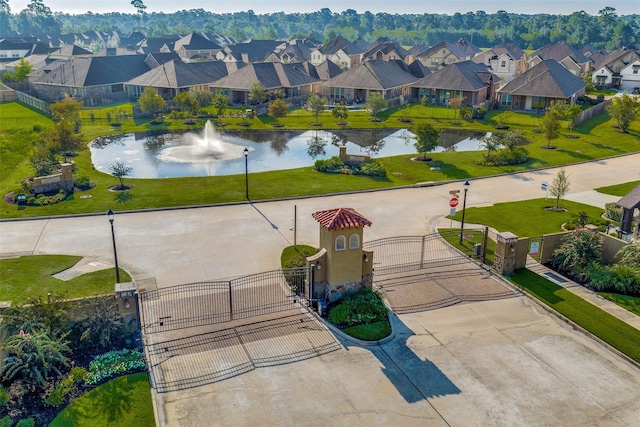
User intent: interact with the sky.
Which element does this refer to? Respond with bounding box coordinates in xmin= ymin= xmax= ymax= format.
xmin=6 ymin=0 xmax=640 ymax=15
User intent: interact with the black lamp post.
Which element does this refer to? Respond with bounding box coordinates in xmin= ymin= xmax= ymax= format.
xmin=459 ymin=180 xmax=470 ymax=245
xmin=107 ymin=209 xmax=121 ymax=283
xmin=244 ymin=147 xmax=249 ymax=200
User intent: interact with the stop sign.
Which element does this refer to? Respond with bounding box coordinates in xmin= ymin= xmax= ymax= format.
xmin=449 ymin=197 xmax=459 ymax=207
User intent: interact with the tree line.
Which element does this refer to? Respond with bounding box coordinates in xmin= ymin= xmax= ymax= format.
xmin=1 ymin=1 xmax=638 ymax=51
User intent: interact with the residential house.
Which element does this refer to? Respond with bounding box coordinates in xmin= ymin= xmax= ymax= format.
xmin=591 ymin=49 xmax=640 ymax=89
xmin=144 ymin=52 xmax=181 ymax=69
xmin=411 ymin=60 xmax=497 ymax=106
xmin=32 ymin=55 xmax=150 ymax=104
xmin=619 ymin=58 xmax=640 ymax=92
xmin=528 ymin=41 xmax=592 ymax=77
xmin=162 ymin=32 xmax=223 ymax=62
xmin=136 ymin=36 xmax=181 ymax=55
xmin=210 ymin=62 xmax=319 ymax=105
xmin=266 ymin=39 xmax=318 ymax=63
xmin=298 ymin=60 xmax=344 ymax=82
xmin=358 ymin=37 xmax=410 ymax=65
xmin=0 ymin=38 xmax=49 ymax=72
xmin=320 ymin=59 xmax=423 ymax=104
xmin=497 ymin=59 xmax=586 ymax=111
xmin=126 ymin=59 xmax=244 ymax=100
xmin=580 ymin=45 xmax=608 ymax=65
xmin=310 ymin=36 xmax=363 ymax=69
xmin=412 ymin=38 xmax=481 ymax=71
xmin=222 ymin=40 xmax=282 ymax=63
xmin=472 ymin=43 xmax=526 ymax=83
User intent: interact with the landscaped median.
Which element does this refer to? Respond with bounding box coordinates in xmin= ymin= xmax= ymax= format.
xmin=508 ymin=269 xmax=640 ymax=365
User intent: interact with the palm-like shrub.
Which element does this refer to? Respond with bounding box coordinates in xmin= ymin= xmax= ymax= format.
xmin=1 ymin=331 xmax=70 ymax=389
xmin=550 ymin=230 xmax=602 ymax=281
xmin=77 ymin=296 xmax=123 ymax=349
xmin=328 ymin=289 xmax=388 ymax=328
xmin=0 ymin=293 xmax=72 ymax=337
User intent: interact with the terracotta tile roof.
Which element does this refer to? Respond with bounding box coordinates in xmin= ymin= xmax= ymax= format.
xmin=312 ymin=208 xmax=372 ymax=230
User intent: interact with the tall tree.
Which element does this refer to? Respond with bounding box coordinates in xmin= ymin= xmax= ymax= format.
xmin=52 ymin=120 xmax=83 ymax=162
xmin=332 ymin=102 xmax=349 ymax=124
xmin=606 ymin=93 xmax=640 ymax=133
xmin=211 ymin=93 xmax=228 ymax=117
xmin=540 ymin=102 xmax=563 ymax=148
xmin=109 ymin=162 xmax=133 ymax=190
xmin=173 ymin=91 xmax=199 ymax=116
xmin=130 ymin=0 xmax=147 ymax=30
xmin=50 ymin=94 xmax=82 ymax=123
xmin=305 ymin=93 xmax=327 ymax=124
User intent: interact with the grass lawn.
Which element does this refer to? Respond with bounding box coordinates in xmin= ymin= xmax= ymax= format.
xmin=595 ymin=180 xmax=640 ymax=197
xmin=509 ymin=269 xmax=640 ymax=364
xmin=1 ymin=101 xmax=639 ymax=219
xmin=439 ymin=229 xmax=497 ymax=265
xmin=342 ymin=320 xmax=391 ymax=341
xmin=280 ymin=245 xmax=318 ymax=268
xmin=0 ymin=255 xmax=130 ymax=304
xmin=49 ymin=373 xmax=154 ymax=427
xmin=598 ymin=292 xmax=640 ymax=316
xmin=446 ymin=198 xmax=611 ymax=237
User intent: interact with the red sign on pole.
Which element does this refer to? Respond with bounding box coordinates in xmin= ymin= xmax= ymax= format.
xmin=449 ymin=197 xmax=459 ymax=208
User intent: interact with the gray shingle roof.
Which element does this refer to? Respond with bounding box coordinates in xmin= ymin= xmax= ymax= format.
xmin=319 ymin=36 xmax=363 ymax=55
xmin=531 ymin=41 xmax=590 ymax=65
xmin=325 ymin=60 xmax=420 ymax=90
xmin=34 ymin=55 xmax=150 ymax=87
xmin=224 ymin=40 xmax=282 ymax=63
xmin=174 ymin=32 xmax=222 ymax=51
xmin=127 ymin=60 xmax=243 ymax=88
xmin=212 ymin=62 xmax=319 ymax=90
xmin=413 ymin=60 xmax=494 ymax=91
xmin=617 ymin=184 xmax=640 ymax=210
xmin=498 ymin=59 xmax=586 ymax=98
xmin=300 ymin=60 xmax=343 ymax=81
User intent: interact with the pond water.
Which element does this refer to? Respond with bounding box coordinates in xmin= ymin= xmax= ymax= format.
xmin=89 ymin=123 xmax=489 ymax=178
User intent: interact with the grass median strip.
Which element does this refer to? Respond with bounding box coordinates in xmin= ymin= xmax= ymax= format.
xmin=509 ymin=269 xmax=640 ymax=364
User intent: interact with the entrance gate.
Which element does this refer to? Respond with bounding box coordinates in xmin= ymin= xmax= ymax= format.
xmin=139 ymin=267 xmax=308 ymax=334
xmin=363 ymin=232 xmax=471 ymax=276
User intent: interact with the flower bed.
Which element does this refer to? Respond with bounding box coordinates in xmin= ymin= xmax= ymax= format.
xmin=85 ymin=349 xmax=146 ymax=385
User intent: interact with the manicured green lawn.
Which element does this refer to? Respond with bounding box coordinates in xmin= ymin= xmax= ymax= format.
xmin=0 ymin=255 xmax=130 ymax=304
xmin=595 ymin=180 xmax=640 ymax=197
xmin=1 ymin=101 xmax=639 ymax=219
xmin=598 ymin=292 xmax=640 ymax=316
xmin=439 ymin=229 xmax=497 ymax=265
xmin=280 ymin=245 xmax=318 ymax=268
xmin=49 ymin=373 xmax=155 ymax=427
xmin=509 ymin=269 xmax=640 ymax=364
xmin=446 ymin=198 xmax=611 ymax=237
xmin=342 ymin=320 xmax=391 ymax=341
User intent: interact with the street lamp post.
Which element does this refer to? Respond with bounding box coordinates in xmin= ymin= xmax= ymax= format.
xmin=459 ymin=180 xmax=470 ymax=245
xmin=244 ymin=147 xmax=249 ymax=200
xmin=107 ymin=209 xmax=121 ymax=283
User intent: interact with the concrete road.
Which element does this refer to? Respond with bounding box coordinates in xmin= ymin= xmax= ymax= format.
xmin=156 ymin=297 xmax=640 ymax=427
xmin=1 ymin=154 xmax=638 ymax=287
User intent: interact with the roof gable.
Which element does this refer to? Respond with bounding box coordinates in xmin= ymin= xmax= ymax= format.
xmin=499 ymin=59 xmax=586 ymax=98
xmin=325 ymin=60 xmax=419 ymax=90
xmin=413 ymin=60 xmax=494 ymax=91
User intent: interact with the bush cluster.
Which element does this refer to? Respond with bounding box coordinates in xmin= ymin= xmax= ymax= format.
xmin=551 ymin=232 xmax=640 ymax=296
xmin=328 ymin=289 xmax=388 ymax=328
xmin=44 ymin=367 xmax=88 ymax=407
xmin=85 ymin=349 xmax=146 ymax=385
xmin=27 ymin=189 xmax=68 ymax=206
xmin=493 ymin=147 xmax=529 ymax=165
xmin=604 ymin=202 xmax=623 ymax=222
xmin=314 ymin=157 xmax=386 ymax=178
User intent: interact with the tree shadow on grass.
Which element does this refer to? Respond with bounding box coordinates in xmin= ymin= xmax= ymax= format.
xmin=589 ymin=142 xmax=625 ymax=153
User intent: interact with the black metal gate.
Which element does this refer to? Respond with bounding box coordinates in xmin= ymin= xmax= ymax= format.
xmin=139 ymin=267 xmax=308 ymax=334
xmin=363 ymin=233 xmax=470 ymax=276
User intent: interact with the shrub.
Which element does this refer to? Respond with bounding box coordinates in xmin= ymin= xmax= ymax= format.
xmin=32 ymin=124 xmax=42 ymax=132
xmin=74 ymin=175 xmax=91 ymax=190
xmin=604 ymin=202 xmax=622 ymax=222
xmin=328 ymin=289 xmax=388 ymax=328
xmin=358 ymin=160 xmax=386 ymax=177
xmin=0 ymin=416 xmax=12 ymax=427
xmin=314 ymin=157 xmax=386 ymax=177
xmin=314 ymin=157 xmax=345 ymax=173
xmin=550 ymin=230 xmax=602 ymax=282
xmin=28 ymin=190 xmax=67 ymax=206
xmin=473 ymin=107 xmax=487 ymax=119
xmin=587 ymin=263 xmax=640 ymax=296
xmin=459 ymin=106 xmax=473 ymax=119
xmin=16 ymin=419 xmax=34 ymax=427
xmin=0 ymin=386 xmax=9 ymax=406
xmin=617 ymin=242 xmax=640 ymax=267
xmin=86 ymin=349 xmax=146 ymax=385
xmin=493 ymin=147 xmax=529 ymax=165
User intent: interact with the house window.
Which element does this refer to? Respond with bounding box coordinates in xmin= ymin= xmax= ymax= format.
xmin=335 ymin=235 xmax=346 ymax=251
xmin=500 ymin=94 xmax=512 ymax=106
xmin=595 ymin=75 xmax=607 ymax=85
xmin=501 ymin=60 xmax=507 ymax=68
xmin=431 ymin=58 xmax=439 ymax=65
xmin=349 ymin=234 xmax=360 ymax=249
xmin=330 ymin=87 xmax=345 ymax=99
xmin=531 ymin=96 xmax=546 ymax=109
xmin=633 ymin=65 xmax=640 ymax=75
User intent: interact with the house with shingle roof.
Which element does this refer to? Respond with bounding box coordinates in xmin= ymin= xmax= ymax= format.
xmin=412 ymin=60 xmax=497 ymax=106
xmin=32 ymin=54 xmax=150 ymax=104
xmin=320 ymin=59 xmax=423 ymax=104
xmin=591 ymin=49 xmax=640 ymax=89
xmin=222 ymin=40 xmax=282 ymax=63
xmin=358 ymin=37 xmax=410 ymax=65
xmin=162 ymin=32 xmax=223 ymax=62
xmin=619 ymin=58 xmax=640 ymax=92
xmin=265 ymin=39 xmax=318 ymax=64
xmin=310 ymin=35 xmax=364 ymax=69
xmin=298 ymin=60 xmax=343 ymax=82
xmin=210 ymin=62 xmax=319 ymax=105
xmin=497 ymin=59 xmax=586 ymax=111
xmin=412 ymin=38 xmax=481 ymax=71
xmin=136 ymin=36 xmax=181 ymax=55
xmin=126 ymin=59 xmax=245 ymax=100
xmin=472 ymin=43 xmax=526 ymax=83
xmin=528 ymin=41 xmax=592 ymax=77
